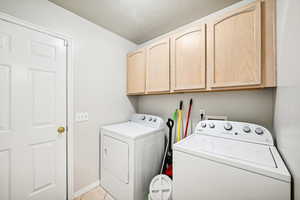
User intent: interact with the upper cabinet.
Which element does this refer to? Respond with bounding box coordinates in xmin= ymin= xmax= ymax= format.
xmin=127 ymin=0 xmax=276 ymax=95
xmin=146 ymin=38 xmax=170 ymax=94
xmin=171 ymin=24 xmax=206 ymax=92
xmin=127 ymin=49 xmax=146 ymax=95
xmin=207 ymin=1 xmax=262 ymax=89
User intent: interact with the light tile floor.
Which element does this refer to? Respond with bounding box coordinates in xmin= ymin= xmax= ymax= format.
xmin=74 ymin=186 xmax=114 ymax=200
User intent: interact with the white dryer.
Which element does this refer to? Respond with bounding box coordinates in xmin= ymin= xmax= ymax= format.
xmin=100 ymin=114 xmax=165 ymax=200
xmin=173 ymin=120 xmax=291 ymax=200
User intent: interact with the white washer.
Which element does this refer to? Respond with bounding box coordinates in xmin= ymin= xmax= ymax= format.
xmin=100 ymin=114 xmax=165 ymax=200
xmin=173 ymin=120 xmax=291 ymax=200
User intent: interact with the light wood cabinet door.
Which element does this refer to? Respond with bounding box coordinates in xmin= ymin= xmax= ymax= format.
xmin=127 ymin=49 xmax=146 ymax=95
xmin=146 ymin=38 xmax=170 ymax=93
xmin=261 ymin=0 xmax=276 ymax=87
xmin=171 ymin=24 xmax=206 ymax=92
xmin=207 ymin=0 xmax=262 ymax=89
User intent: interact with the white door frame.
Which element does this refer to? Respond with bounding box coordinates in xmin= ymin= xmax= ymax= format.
xmin=0 ymin=12 xmax=75 ymax=200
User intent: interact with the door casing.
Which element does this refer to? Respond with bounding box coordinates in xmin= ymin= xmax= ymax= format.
xmin=0 ymin=12 xmax=75 ymax=200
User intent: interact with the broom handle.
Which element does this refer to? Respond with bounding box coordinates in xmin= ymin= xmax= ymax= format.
xmin=184 ymin=99 xmax=193 ymax=138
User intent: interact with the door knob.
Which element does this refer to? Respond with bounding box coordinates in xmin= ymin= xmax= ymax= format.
xmin=57 ymin=126 xmax=65 ymax=134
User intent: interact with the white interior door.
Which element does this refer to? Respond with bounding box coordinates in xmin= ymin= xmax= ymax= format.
xmin=0 ymin=18 xmax=67 ymax=200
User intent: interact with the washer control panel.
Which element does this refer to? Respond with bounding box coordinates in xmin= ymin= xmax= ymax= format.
xmin=195 ymin=120 xmax=274 ymax=145
xmin=130 ymin=114 xmax=164 ymax=129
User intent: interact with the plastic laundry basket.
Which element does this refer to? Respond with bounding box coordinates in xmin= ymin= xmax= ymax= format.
xmin=149 ymin=175 xmax=172 ymax=200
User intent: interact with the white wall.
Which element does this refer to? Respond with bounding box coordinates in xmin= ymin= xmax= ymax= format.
xmin=274 ymin=0 xmax=300 ymax=199
xmin=138 ymin=89 xmax=274 ymax=132
xmin=0 ymin=0 xmax=137 ymax=193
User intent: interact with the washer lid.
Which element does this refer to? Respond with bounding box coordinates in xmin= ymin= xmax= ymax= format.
xmin=174 ymin=134 xmax=291 ymax=182
xmin=101 ymin=122 xmax=158 ymax=139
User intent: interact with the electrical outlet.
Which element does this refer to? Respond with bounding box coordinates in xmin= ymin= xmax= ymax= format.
xmin=199 ymin=109 xmax=206 ymax=120
xmin=75 ymin=112 xmax=89 ymax=122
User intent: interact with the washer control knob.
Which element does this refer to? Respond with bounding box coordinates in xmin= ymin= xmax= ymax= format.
xmin=209 ymin=123 xmax=215 ymax=128
xmin=243 ymin=126 xmax=251 ymax=133
xmin=224 ymin=123 xmax=232 ymax=131
xmin=255 ymin=127 xmax=264 ymax=135
xmin=201 ymin=122 xmax=207 ymax=128
xmin=141 ymin=116 xmax=146 ymax=120
xmin=153 ymin=118 xmax=157 ymax=122
xmin=148 ymin=117 xmax=152 ymax=121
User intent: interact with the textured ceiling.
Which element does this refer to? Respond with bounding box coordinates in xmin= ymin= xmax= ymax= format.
xmin=49 ymin=0 xmax=242 ymax=44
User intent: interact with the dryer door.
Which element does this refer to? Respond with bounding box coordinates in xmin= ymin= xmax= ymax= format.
xmin=102 ymin=135 xmax=129 ymax=183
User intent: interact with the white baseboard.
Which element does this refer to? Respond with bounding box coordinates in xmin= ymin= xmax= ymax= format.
xmin=73 ymin=180 xmax=100 ymax=198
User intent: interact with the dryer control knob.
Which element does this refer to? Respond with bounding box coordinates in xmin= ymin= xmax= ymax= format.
xmin=141 ymin=116 xmax=146 ymax=120
xmin=148 ymin=117 xmax=153 ymax=121
xmin=224 ymin=123 xmax=232 ymax=131
xmin=255 ymin=127 xmax=264 ymax=135
xmin=201 ymin=122 xmax=207 ymax=128
xmin=209 ymin=123 xmax=215 ymax=128
xmin=243 ymin=126 xmax=251 ymax=133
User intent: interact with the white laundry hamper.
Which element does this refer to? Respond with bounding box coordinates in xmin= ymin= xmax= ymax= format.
xmin=148 ymin=175 xmax=172 ymax=200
